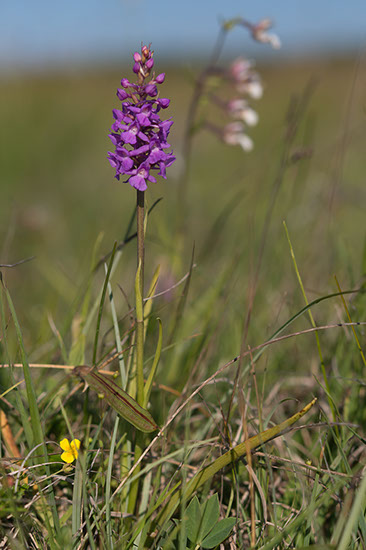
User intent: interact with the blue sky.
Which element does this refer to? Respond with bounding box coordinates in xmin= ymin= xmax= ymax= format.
xmin=1 ymin=0 xmax=366 ymax=71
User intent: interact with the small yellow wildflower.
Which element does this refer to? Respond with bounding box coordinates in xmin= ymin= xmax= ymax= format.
xmin=59 ymin=438 xmax=81 ymax=464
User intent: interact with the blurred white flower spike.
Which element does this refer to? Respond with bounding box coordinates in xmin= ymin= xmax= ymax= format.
xmin=215 ymin=57 xmax=262 ymax=152
xmin=192 ymin=15 xmax=280 ymax=153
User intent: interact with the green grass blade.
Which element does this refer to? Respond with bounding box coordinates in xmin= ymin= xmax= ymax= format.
xmin=259 ymin=475 xmax=350 ymax=550
xmin=144 ymin=318 xmax=162 ymax=407
xmin=336 ymin=470 xmax=366 ymax=550
xmin=106 ymin=416 xmax=119 ymax=548
xmin=72 ymin=458 xmax=83 ymax=543
xmin=249 ymin=288 xmax=364 ymax=370
xmin=283 ymin=221 xmax=335 ymax=421
xmin=143 ymin=265 xmax=160 ymax=329
xmin=156 ymin=398 xmax=317 ymax=526
xmin=167 ymin=244 xmax=195 ymax=345
xmin=3 ymin=284 xmax=61 ymax=540
xmin=69 ymin=232 xmax=104 ymax=366
xmin=106 ymin=265 xmax=127 ymax=389
xmin=334 ymin=275 xmax=366 ymax=367
xmin=4 ymin=287 xmax=43 ymax=448
xmin=0 ymin=287 xmax=34 ymax=448
xmin=92 ymin=241 xmax=117 ymax=366
xmin=134 ymin=469 xmax=153 ymax=548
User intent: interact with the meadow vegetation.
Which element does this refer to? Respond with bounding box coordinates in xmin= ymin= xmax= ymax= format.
xmin=0 ymin=48 xmax=365 ymax=548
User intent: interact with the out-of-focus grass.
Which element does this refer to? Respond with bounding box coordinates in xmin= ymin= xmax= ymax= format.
xmin=0 ymin=56 xmax=365 ymax=361
xmin=1 ymin=55 xmax=366 ymax=548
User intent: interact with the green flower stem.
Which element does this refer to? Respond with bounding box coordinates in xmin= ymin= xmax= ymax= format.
xmin=128 ymin=189 xmax=146 ymax=515
xmin=136 ymin=189 xmax=145 ymax=406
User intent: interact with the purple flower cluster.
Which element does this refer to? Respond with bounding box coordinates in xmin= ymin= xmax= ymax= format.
xmin=108 ymin=45 xmax=175 ymax=192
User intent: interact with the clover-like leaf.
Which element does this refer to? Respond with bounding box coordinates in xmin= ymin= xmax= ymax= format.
xmin=201 ymin=517 xmax=236 ymax=548
xmin=199 ymin=494 xmax=220 ymax=541
xmin=185 ymin=495 xmax=201 ymax=543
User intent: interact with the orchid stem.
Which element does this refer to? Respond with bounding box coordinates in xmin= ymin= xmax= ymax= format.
xmin=136 ymin=190 xmax=145 ymax=406
xmin=128 ymin=190 xmax=146 ymax=515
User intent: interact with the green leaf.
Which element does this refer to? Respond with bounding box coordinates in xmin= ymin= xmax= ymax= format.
xmin=185 ymin=494 xmax=220 ymax=545
xmin=143 ymin=265 xmax=160 ymax=325
xmin=74 ymin=365 xmax=158 ymax=433
xmin=167 ymin=244 xmax=195 ymax=346
xmin=156 ymin=398 xmax=317 ymax=526
xmin=92 ymin=241 xmax=117 ymax=365
xmin=144 ymin=318 xmax=163 ymax=407
xmin=200 ymin=494 xmax=220 ymax=541
xmin=185 ymin=495 xmax=201 ymax=543
xmin=4 ymin=285 xmax=61 ymax=541
xmin=69 ymin=232 xmax=104 ymax=365
xmin=201 ymin=517 xmax=236 ymax=548
xmin=72 ymin=457 xmax=83 ymax=537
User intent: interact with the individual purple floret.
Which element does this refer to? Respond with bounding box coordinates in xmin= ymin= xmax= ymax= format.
xmin=108 ymin=44 xmax=175 ymax=191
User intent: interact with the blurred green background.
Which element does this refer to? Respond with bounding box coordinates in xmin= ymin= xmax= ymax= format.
xmin=0 ymin=55 xmax=365 ymax=369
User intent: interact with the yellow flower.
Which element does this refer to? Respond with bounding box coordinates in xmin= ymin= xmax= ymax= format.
xmin=59 ymin=438 xmax=81 ymax=463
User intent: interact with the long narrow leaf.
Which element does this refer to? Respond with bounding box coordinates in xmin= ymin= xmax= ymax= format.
xmin=69 ymin=232 xmax=104 ymax=365
xmin=249 ymin=288 xmax=365 ymax=370
xmin=106 ymin=263 xmax=127 ymax=389
xmin=106 ymin=416 xmax=119 ymax=546
xmin=143 ymin=265 xmax=161 ymax=328
xmin=5 ymin=288 xmax=42 ymax=449
xmin=156 ymin=398 xmax=317 ymax=526
xmin=144 ymin=318 xmax=163 ymax=408
xmin=74 ymin=365 xmax=158 ymax=433
xmin=92 ymin=241 xmax=117 ymax=365
xmin=4 ymin=285 xmax=61 ymax=539
xmin=168 ymin=244 xmax=195 ymax=345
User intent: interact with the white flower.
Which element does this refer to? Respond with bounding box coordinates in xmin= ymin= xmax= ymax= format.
xmin=223 ymin=122 xmax=254 ymax=152
xmin=242 ymin=106 xmax=259 ymax=126
xmin=230 ymin=57 xmax=253 ymax=83
xmin=227 ymin=99 xmax=259 ymax=126
xmin=229 ymin=58 xmax=263 ymax=99
xmin=237 ymin=79 xmax=263 ymax=99
xmin=251 ymin=18 xmax=281 ymax=50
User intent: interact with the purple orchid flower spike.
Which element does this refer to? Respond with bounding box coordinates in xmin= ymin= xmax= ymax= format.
xmin=108 ymin=44 xmax=176 ymax=191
